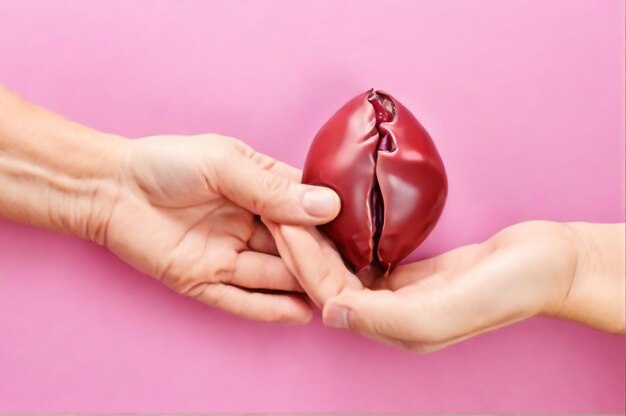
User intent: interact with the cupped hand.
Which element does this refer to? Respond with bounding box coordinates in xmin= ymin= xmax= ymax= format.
xmin=264 ymin=220 xmax=586 ymax=351
xmin=100 ymin=134 xmax=340 ymax=323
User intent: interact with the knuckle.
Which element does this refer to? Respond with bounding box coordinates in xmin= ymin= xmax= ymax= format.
xmin=230 ymin=137 xmax=254 ymax=156
xmin=214 ymin=267 xmax=236 ymax=285
xmin=204 ymin=137 xmax=242 ymax=171
xmin=263 ymin=172 xmax=291 ymax=196
xmin=182 ymin=281 xmax=210 ymax=298
xmin=212 ymin=250 xmax=238 ymax=282
xmin=317 ymin=267 xmax=338 ymax=296
xmin=189 ymin=282 xmax=226 ymax=310
xmin=253 ymin=173 xmax=291 ymax=213
xmin=250 ymin=152 xmax=278 ymax=171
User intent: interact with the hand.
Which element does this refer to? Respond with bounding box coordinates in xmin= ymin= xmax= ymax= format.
xmin=0 ymin=86 xmax=344 ymax=323
xmin=101 ymin=134 xmax=340 ymax=323
xmin=264 ymin=220 xmax=625 ymax=351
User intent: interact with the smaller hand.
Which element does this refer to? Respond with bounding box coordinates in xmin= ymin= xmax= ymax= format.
xmin=264 ymin=220 xmax=609 ymax=351
xmin=101 ymin=134 xmax=340 ymax=323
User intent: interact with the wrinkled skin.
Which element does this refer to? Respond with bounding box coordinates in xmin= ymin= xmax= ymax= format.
xmin=104 ymin=134 xmax=341 ymax=323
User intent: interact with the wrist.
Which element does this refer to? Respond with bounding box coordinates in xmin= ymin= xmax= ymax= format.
xmin=521 ymin=221 xmax=581 ymax=320
xmin=550 ymin=222 xmax=625 ymax=333
xmin=0 ymin=126 xmax=129 ymax=243
xmin=0 ymin=85 xmax=132 ymax=243
xmin=58 ymin=131 xmax=129 ymax=244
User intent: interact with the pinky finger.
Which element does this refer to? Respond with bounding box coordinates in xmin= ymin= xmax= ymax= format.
xmin=194 ymin=282 xmax=313 ymax=324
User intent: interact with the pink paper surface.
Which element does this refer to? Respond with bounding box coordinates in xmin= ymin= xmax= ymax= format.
xmin=0 ymin=0 xmax=624 ymax=413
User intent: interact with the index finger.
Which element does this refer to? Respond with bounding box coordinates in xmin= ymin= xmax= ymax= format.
xmin=262 ymin=219 xmax=361 ymax=308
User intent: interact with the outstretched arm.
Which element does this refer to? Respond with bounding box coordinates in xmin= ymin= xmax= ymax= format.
xmin=0 ymin=84 xmax=342 ymax=323
xmin=265 ymin=220 xmax=625 ymax=351
xmin=0 ymin=84 xmax=124 ymax=238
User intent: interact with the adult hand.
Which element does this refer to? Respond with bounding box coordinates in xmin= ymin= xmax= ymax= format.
xmin=100 ymin=134 xmax=340 ymax=323
xmin=1 ymin=86 xmax=342 ymax=323
xmin=264 ymin=220 xmax=625 ymax=351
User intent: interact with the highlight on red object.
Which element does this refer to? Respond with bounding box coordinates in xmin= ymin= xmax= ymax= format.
xmin=303 ymin=89 xmax=448 ymax=282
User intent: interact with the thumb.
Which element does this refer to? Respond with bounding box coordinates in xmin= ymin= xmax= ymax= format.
xmin=216 ymin=153 xmax=340 ymax=225
xmin=322 ymin=289 xmax=413 ymax=342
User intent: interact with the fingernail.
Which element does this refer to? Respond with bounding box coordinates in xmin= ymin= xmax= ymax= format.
xmin=302 ymin=188 xmax=339 ymax=218
xmin=324 ymin=304 xmax=349 ymax=329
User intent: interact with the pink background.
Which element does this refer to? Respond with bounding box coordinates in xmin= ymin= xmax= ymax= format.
xmin=0 ymin=0 xmax=624 ymax=413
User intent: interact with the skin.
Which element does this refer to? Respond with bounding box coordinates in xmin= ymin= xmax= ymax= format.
xmin=0 ymin=84 xmax=341 ymax=323
xmin=264 ymin=220 xmax=625 ymax=352
xmin=1 ymin=84 xmax=624 ymax=349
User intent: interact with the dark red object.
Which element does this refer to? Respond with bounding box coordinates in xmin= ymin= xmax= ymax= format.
xmin=303 ymin=89 xmax=448 ymax=281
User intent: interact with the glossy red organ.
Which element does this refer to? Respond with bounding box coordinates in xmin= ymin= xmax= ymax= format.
xmin=303 ymin=89 xmax=448 ymax=280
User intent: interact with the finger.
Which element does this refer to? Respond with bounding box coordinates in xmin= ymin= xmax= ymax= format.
xmin=322 ymin=288 xmax=415 ymax=341
xmin=216 ymin=153 xmax=340 ymax=225
xmin=269 ymin=162 xmax=301 ymax=182
xmin=232 ymin=251 xmax=303 ymax=292
xmin=250 ymin=152 xmax=303 ymax=183
xmin=194 ymin=282 xmax=312 ymax=323
xmin=324 ymin=279 xmax=471 ymax=346
xmin=264 ymin=219 xmax=361 ymax=308
xmin=349 ymin=246 xmax=549 ymax=345
xmin=248 ymin=221 xmax=279 ymax=255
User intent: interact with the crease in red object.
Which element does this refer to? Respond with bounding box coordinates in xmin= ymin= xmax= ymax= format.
xmin=366 ymin=90 xmax=398 ymax=277
xmin=302 ymin=88 xmax=448 ymax=284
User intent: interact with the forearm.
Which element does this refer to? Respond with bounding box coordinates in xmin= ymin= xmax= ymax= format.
xmin=0 ymin=85 xmax=125 ymax=242
xmin=558 ymin=222 xmax=625 ymax=333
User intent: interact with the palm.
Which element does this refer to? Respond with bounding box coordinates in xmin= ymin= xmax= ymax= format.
xmin=267 ymin=220 xmax=576 ymax=350
xmin=103 ymin=135 xmax=311 ymax=322
xmin=108 ymin=190 xmax=252 ymax=295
